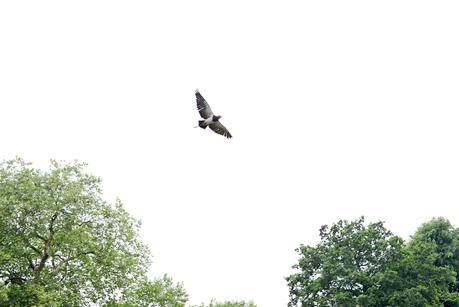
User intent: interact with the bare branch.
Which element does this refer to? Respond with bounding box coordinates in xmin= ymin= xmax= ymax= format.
xmin=25 ymin=241 xmax=42 ymax=256
xmin=35 ymin=233 xmax=47 ymax=242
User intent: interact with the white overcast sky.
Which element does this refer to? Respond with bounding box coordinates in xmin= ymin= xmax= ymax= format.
xmin=1 ymin=1 xmax=459 ymax=306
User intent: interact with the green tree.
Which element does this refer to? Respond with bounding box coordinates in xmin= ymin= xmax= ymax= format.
xmin=410 ymin=218 xmax=459 ymax=278
xmin=287 ymin=217 xmax=404 ymax=306
xmin=288 ymin=217 xmax=459 ymax=307
xmin=107 ymin=275 xmax=188 ymax=307
xmin=400 ymin=218 xmax=459 ymax=306
xmin=192 ymin=299 xmax=257 ymax=307
xmin=0 ymin=158 xmax=187 ymax=306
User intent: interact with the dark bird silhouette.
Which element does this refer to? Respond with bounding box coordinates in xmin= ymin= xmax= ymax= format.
xmin=195 ymin=89 xmax=232 ymax=139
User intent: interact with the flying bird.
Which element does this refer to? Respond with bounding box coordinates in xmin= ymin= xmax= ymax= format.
xmin=194 ymin=89 xmax=232 ymax=139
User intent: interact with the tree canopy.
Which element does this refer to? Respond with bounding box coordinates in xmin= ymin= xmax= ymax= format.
xmin=287 ymin=217 xmax=459 ymax=306
xmin=0 ymin=158 xmax=187 ymax=306
xmin=192 ymin=299 xmax=257 ymax=307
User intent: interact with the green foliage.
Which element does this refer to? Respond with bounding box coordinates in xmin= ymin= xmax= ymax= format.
xmin=410 ymin=217 xmax=459 ymax=278
xmin=287 ymin=217 xmax=404 ymax=306
xmin=192 ymin=299 xmax=257 ymax=307
xmin=405 ymin=218 xmax=459 ymax=306
xmin=387 ymin=239 xmax=456 ymax=306
xmin=111 ymin=275 xmax=188 ymax=307
xmin=0 ymin=158 xmax=187 ymax=306
xmin=287 ymin=217 xmax=459 ymax=307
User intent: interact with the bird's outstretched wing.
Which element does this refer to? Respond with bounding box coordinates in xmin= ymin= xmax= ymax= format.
xmin=209 ymin=122 xmax=232 ymax=138
xmin=195 ymin=89 xmax=214 ymax=119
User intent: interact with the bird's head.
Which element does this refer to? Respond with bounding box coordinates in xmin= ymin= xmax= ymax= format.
xmin=213 ymin=115 xmax=222 ymax=121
